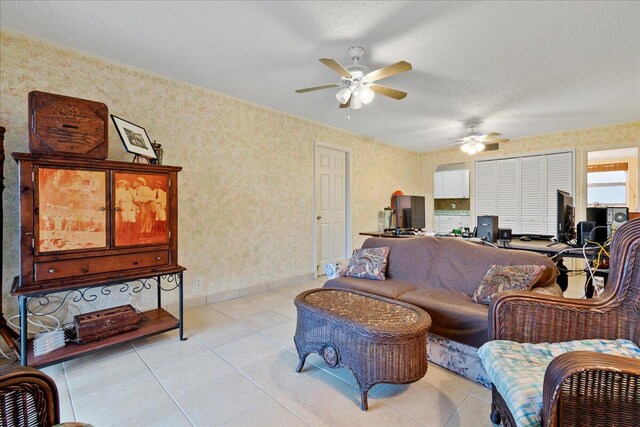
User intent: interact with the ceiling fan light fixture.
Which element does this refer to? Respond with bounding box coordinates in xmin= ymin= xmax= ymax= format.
xmin=336 ymin=87 xmax=353 ymax=104
xmin=359 ymin=86 xmax=375 ymax=104
xmin=461 ymin=140 xmax=485 ymax=155
xmin=349 ymin=95 xmax=363 ymax=109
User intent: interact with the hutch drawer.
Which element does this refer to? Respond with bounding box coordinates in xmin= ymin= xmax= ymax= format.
xmin=34 ymin=250 xmax=169 ymax=281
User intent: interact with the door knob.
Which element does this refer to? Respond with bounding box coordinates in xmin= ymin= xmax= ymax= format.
xmin=317 ymin=216 xmax=322 ymax=220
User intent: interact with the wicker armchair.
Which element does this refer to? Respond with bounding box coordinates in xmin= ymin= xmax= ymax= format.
xmin=0 ymin=364 xmax=60 ymax=427
xmin=488 ymin=218 xmax=640 ymax=427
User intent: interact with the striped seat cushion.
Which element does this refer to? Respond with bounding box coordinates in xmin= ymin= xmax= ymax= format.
xmin=478 ymin=339 xmax=640 ymax=427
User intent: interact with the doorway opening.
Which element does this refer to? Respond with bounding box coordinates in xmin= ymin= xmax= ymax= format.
xmin=587 ymin=147 xmax=639 ymax=213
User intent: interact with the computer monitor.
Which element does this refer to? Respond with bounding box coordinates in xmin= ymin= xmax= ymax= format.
xmin=392 ymin=195 xmax=426 ymax=231
xmin=556 ymin=190 xmax=575 ymax=243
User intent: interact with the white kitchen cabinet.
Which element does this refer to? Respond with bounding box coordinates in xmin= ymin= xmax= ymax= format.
xmin=434 ymin=170 xmax=470 ymax=199
xmin=434 ymin=171 xmax=445 ymax=199
xmin=433 ymin=215 xmax=470 ymax=233
xmin=444 ymin=169 xmax=470 ymax=198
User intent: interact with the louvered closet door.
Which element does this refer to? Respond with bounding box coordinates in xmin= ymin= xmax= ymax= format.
xmin=546 ymin=152 xmax=573 ymax=235
xmin=520 ymin=156 xmax=546 ymax=235
xmin=496 ymin=158 xmax=520 ymax=233
xmin=475 ymin=161 xmax=497 ymax=218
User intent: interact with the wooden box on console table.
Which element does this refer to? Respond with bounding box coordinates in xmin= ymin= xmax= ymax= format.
xmin=12 ymin=153 xmax=181 ymax=292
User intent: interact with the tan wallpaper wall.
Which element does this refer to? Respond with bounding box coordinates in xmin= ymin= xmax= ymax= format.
xmin=420 ymin=122 xmax=640 ymax=229
xmin=0 ymin=30 xmax=419 ymax=316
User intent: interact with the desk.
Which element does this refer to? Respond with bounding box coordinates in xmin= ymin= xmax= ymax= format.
xmin=359 ymin=231 xmax=418 ymax=238
xmin=489 ymin=240 xmax=601 ymax=294
xmin=500 ymin=240 xmax=594 ymax=259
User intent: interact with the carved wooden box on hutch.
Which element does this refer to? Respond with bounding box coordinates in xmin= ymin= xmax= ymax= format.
xmin=12 ymin=153 xmax=185 ymax=366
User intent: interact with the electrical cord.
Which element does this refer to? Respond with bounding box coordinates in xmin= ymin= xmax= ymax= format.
xmin=481 ymin=240 xmax=500 ymax=249
xmin=581 ymin=227 xmax=612 ymax=298
xmin=7 ymin=313 xmax=61 ymax=335
xmin=0 ymin=345 xmax=14 ymax=360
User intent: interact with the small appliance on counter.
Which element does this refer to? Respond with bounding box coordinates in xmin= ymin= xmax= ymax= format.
xmin=383 ymin=207 xmax=395 ymax=231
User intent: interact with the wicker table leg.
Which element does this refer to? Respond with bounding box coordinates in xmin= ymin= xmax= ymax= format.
xmin=490 ymin=405 xmax=501 ymax=425
xmin=360 ymin=388 xmax=369 ymax=411
xmin=295 ymin=353 xmax=308 ymax=373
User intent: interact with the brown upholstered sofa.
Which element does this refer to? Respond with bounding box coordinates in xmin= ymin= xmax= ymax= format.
xmin=324 ymin=236 xmax=561 ymax=349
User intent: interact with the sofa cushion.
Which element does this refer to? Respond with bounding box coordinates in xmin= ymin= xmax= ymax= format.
xmin=472 ymin=264 xmax=547 ymax=304
xmin=478 ymin=339 xmax=640 ymax=427
xmin=344 ymin=247 xmax=390 ymax=280
xmin=400 ymin=288 xmax=490 ymax=348
xmin=324 ymin=277 xmax=416 ymax=300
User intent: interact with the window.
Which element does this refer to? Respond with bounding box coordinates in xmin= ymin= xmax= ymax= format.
xmin=587 ymin=169 xmax=627 ymax=207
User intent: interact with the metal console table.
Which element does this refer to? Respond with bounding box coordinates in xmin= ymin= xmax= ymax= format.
xmin=11 ymin=266 xmax=186 ymax=367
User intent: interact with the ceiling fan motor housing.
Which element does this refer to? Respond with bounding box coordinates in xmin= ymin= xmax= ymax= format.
xmin=348 ymin=46 xmax=365 ymax=62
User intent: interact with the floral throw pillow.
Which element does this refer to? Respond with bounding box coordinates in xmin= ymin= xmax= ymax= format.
xmin=472 ymin=264 xmax=546 ymax=305
xmin=343 ymin=247 xmax=390 ymax=281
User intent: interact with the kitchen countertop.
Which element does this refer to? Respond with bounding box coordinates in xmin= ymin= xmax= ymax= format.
xmin=433 ymin=210 xmax=470 ymax=216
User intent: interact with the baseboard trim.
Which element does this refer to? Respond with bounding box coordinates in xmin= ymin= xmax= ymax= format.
xmin=176 ymin=273 xmax=316 ymax=309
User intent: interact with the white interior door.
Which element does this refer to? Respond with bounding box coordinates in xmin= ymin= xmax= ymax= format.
xmin=316 ymin=146 xmax=347 ymax=276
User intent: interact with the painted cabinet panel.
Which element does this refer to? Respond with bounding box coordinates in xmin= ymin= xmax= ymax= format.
xmin=434 ymin=170 xmax=470 ymax=199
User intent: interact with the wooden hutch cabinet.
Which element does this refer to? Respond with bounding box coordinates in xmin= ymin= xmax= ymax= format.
xmin=12 ymin=153 xmax=185 ymax=366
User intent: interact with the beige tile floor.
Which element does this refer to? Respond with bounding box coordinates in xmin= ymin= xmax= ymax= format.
xmin=7 ymin=273 xmax=589 ymax=426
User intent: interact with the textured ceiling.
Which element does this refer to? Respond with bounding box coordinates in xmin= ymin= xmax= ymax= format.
xmin=1 ymin=1 xmax=639 ymax=152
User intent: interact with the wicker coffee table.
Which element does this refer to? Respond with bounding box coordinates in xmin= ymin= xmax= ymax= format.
xmin=294 ymin=288 xmax=432 ymax=410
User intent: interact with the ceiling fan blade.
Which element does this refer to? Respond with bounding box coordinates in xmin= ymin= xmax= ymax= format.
xmin=370 ymin=84 xmax=407 ymax=100
xmin=484 ymin=132 xmax=502 ymax=138
xmin=365 ymin=61 xmax=412 ymax=82
xmin=484 ymin=138 xmax=510 ymax=143
xmin=339 ymin=98 xmax=350 ymax=109
xmin=319 ymin=58 xmax=352 ymax=78
xmin=295 ymin=83 xmax=340 ymax=93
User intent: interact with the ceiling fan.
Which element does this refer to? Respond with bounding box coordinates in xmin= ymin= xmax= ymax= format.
xmin=450 ymin=122 xmax=510 ymax=154
xmin=295 ymin=46 xmax=412 ymax=110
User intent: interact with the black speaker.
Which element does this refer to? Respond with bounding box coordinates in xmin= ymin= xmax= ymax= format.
xmin=577 ymin=221 xmax=596 ymax=246
xmin=498 ymin=228 xmax=512 ymax=243
xmin=477 ymin=215 xmax=499 ymax=242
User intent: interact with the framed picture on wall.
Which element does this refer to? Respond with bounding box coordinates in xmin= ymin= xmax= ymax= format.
xmin=111 ymin=115 xmax=157 ymax=159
